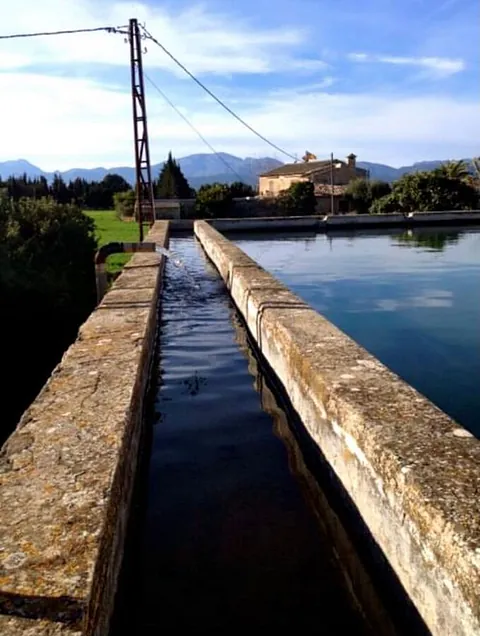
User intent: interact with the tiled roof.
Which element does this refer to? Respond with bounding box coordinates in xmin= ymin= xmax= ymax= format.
xmin=260 ymin=160 xmax=333 ymax=177
xmin=314 ymin=184 xmax=347 ymax=197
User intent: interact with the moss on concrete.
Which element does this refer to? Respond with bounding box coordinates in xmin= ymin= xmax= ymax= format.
xmin=0 ymin=223 xmax=169 ymax=635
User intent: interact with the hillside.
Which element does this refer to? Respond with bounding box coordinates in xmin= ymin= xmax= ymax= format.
xmin=357 ymin=159 xmax=476 ymax=181
xmin=0 ymin=154 xmax=282 ymax=188
xmin=0 ymin=155 xmax=476 ymax=187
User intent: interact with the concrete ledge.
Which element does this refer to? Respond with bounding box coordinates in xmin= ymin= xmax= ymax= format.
xmin=324 ymin=210 xmax=480 ymax=228
xmin=0 ymin=222 xmax=169 ymax=635
xmin=195 ymin=220 xmax=480 ymax=636
xmin=0 ymin=616 xmax=81 ymax=635
xmin=169 ymin=210 xmax=480 ymax=234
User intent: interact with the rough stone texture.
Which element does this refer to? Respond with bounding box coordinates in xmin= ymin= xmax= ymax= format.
xmin=195 ymin=220 xmax=480 ymax=636
xmin=0 ymin=222 xmax=169 ymax=635
xmin=0 ymin=616 xmax=81 ymax=635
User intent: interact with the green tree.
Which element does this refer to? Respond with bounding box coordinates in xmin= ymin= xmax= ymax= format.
xmin=156 ymin=152 xmax=192 ymax=199
xmin=435 ymin=160 xmax=470 ymax=181
xmin=51 ymin=173 xmax=70 ymax=204
xmin=196 ymin=183 xmax=233 ymax=218
xmin=370 ymin=192 xmax=398 ymax=214
xmin=396 ymin=231 xmax=460 ymax=252
xmin=345 ymin=178 xmax=391 ymax=214
xmin=114 ymin=190 xmax=136 ymax=219
xmin=102 ymin=173 xmax=131 ymax=193
xmin=369 ymin=179 xmax=392 ymax=201
xmin=371 ymin=170 xmax=479 ymax=214
xmin=344 ymin=179 xmax=370 ymax=214
xmin=229 ymin=181 xmax=256 ymax=198
xmin=0 ymin=196 xmax=97 ymax=442
xmin=277 ymin=181 xmax=316 ymax=215
xmin=83 ymin=174 xmax=131 ymax=209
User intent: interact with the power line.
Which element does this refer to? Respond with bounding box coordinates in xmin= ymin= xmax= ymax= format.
xmin=0 ymin=25 xmax=129 ymax=41
xmin=140 ymin=25 xmax=296 ymax=162
xmin=144 ymin=72 xmax=245 ymax=182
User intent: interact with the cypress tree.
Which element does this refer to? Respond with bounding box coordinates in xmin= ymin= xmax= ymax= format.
xmin=156 ymin=152 xmax=192 ymax=198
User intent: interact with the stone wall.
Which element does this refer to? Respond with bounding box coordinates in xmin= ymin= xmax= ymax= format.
xmin=194 ymin=220 xmax=480 ymax=636
xmin=0 ymin=222 xmax=169 ymax=635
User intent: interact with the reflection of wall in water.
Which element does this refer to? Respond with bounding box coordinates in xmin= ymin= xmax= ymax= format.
xmin=231 ymin=310 xmax=398 ymax=636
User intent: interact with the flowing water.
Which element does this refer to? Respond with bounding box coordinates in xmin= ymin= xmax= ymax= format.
xmin=155 ymin=244 xmax=199 ymax=288
xmin=111 ymin=237 xmax=381 ymax=634
xmin=234 ymin=227 xmax=480 ymax=436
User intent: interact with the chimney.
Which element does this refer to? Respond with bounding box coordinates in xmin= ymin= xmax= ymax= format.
xmin=347 ymin=153 xmax=356 ymax=169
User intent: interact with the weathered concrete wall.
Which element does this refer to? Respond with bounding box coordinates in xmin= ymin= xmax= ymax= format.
xmin=0 ymin=222 xmax=169 ymax=635
xmin=168 ymin=210 xmax=480 ymax=233
xmin=324 ymin=210 xmax=480 ymax=227
xmin=194 ymin=220 xmax=480 ymax=636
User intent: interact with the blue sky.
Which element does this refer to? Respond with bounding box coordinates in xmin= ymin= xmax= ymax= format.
xmin=0 ymin=0 xmax=478 ymax=169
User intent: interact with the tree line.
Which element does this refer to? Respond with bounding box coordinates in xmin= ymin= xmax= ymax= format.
xmin=346 ymin=160 xmax=479 ymax=215
xmin=115 ymin=152 xmax=256 ymax=219
xmin=0 ymin=173 xmax=131 ymax=209
xmin=1 ymin=152 xmax=258 ymax=219
xmin=272 ymin=160 xmax=479 ymax=217
xmin=0 ymin=194 xmax=97 ymax=443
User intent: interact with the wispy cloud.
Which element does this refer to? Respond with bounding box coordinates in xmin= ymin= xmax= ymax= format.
xmin=1 ymin=1 xmax=319 ymax=76
xmin=348 ymin=53 xmax=369 ymax=63
xmin=376 ymin=290 xmax=454 ymax=312
xmin=348 ymin=52 xmax=465 ymax=77
xmin=0 ymin=0 xmax=477 ymax=169
xmin=2 ymin=69 xmax=478 ymax=170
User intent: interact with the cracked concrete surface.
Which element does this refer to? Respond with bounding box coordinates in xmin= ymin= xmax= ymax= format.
xmin=0 ymin=222 xmax=169 ymax=635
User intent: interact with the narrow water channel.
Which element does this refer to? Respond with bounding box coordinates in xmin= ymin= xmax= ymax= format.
xmin=111 ymin=237 xmax=376 ymax=634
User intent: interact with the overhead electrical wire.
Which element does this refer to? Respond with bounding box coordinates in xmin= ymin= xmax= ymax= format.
xmin=144 ymin=72 xmax=245 ymax=182
xmin=1 ymin=20 xmax=295 ymax=168
xmin=140 ymin=25 xmax=297 ymax=162
xmin=0 ymin=25 xmax=129 ymax=40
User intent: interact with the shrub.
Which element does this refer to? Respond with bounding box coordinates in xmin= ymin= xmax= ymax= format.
xmin=196 ymin=183 xmax=233 ymax=218
xmin=114 ymin=190 xmax=136 ymax=219
xmin=277 ymin=181 xmax=316 ymax=215
xmin=370 ymin=171 xmax=479 ymax=214
xmin=345 ymin=178 xmax=392 ymax=214
xmin=0 ymin=197 xmax=97 ymax=442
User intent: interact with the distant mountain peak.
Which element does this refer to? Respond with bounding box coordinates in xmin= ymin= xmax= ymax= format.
xmin=0 ymin=154 xmax=474 ymax=188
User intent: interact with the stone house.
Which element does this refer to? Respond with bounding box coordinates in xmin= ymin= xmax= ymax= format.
xmin=258 ymin=153 xmax=367 ymax=198
xmin=314 ymin=184 xmax=350 ymax=214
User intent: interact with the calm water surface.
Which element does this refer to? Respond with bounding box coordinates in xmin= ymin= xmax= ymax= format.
xmin=111 ymin=238 xmax=372 ymax=634
xmin=235 ymin=227 xmax=480 ymax=436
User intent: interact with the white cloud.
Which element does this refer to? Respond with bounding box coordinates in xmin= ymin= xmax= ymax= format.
xmin=0 ymin=0 xmax=313 ymax=76
xmin=0 ymin=0 xmax=477 ymax=169
xmin=348 ymin=53 xmax=369 ymax=62
xmin=376 ymin=290 xmax=454 ymax=312
xmin=1 ymin=69 xmax=479 ymax=170
xmin=379 ymin=55 xmax=465 ymax=74
xmin=348 ymin=52 xmax=465 ymax=76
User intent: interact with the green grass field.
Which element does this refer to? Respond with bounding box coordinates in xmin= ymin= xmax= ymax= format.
xmin=86 ymin=210 xmax=149 ymax=277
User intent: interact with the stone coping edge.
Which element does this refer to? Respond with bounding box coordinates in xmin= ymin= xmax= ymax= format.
xmin=0 ymin=221 xmax=169 ymax=635
xmin=194 ymin=219 xmax=480 ymax=636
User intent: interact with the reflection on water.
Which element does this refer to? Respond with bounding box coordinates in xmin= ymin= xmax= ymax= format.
xmin=395 ymin=230 xmax=461 ymax=251
xmin=111 ymin=237 xmax=372 ymax=635
xmin=236 ymin=227 xmax=480 ymax=436
xmin=231 ymin=313 xmax=409 ymax=635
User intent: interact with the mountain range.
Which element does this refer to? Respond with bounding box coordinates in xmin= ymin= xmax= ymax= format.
xmin=0 ymin=154 xmax=281 ymax=189
xmin=0 ymin=154 xmax=475 ymax=188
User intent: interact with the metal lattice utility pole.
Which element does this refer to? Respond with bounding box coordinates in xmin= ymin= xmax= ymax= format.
xmin=129 ymin=18 xmax=155 ymax=241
